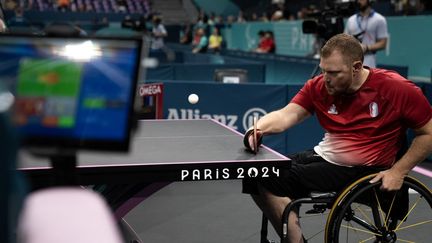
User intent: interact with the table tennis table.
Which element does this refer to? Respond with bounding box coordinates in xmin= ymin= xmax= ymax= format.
xmin=18 ymin=119 xmax=291 ymax=217
xmin=18 ymin=119 xmax=290 ymax=184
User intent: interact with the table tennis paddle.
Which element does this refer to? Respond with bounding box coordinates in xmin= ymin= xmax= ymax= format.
xmin=253 ymin=116 xmax=258 ymax=153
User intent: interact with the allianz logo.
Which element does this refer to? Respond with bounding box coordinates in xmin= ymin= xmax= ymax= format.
xmin=167 ymin=107 xmax=267 ymax=131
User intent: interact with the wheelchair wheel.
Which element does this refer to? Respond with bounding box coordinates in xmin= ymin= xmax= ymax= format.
xmin=325 ymin=174 xmax=432 ymax=243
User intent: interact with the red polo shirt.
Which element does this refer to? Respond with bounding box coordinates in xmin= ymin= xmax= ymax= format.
xmin=291 ymin=68 xmax=432 ymax=167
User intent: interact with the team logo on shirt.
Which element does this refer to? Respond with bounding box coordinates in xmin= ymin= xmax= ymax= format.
xmin=369 ymin=102 xmax=379 ymax=117
xmin=328 ymin=104 xmax=338 ymax=114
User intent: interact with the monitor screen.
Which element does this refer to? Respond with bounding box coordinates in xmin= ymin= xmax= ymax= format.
xmin=0 ymin=34 xmax=143 ymax=152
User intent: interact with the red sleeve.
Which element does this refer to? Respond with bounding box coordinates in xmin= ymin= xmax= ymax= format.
xmin=398 ymin=81 xmax=432 ymax=128
xmin=290 ymin=79 xmax=315 ymax=114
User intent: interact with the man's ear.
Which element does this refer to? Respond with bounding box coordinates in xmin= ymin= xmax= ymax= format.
xmin=353 ymin=61 xmax=363 ymax=73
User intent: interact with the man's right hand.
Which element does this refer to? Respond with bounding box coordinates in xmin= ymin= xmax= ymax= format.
xmin=243 ymin=128 xmax=263 ymax=153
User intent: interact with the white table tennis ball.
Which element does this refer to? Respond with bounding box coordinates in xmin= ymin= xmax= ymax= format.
xmin=188 ymin=93 xmax=199 ymax=104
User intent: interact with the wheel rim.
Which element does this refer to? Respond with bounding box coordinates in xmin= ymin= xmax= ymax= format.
xmin=326 ymin=176 xmax=432 ymax=243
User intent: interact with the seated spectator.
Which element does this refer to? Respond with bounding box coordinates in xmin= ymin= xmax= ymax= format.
xmin=253 ymin=30 xmax=265 ymax=51
xmin=270 ymin=2 xmax=290 ymax=21
xmin=4 ymin=0 xmax=18 ymax=10
xmin=179 ymin=24 xmax=192 ymax=45
xmin=208 ymin=27 xmax=223 ymax=53
xmin=192 ymin=27 xmax=208 ymax=53
xmin=7 ymin=7 xmax=31 ymax=27
xmin=271 ymin=10 xmax=284 ymax=21
xmin=237 ymin=10 xmax=246 ymax=22
xmin=255 ymin=30 xmax=276 ymax=53
xmin=121 ymin=15 xmax=134 ymax=29
xmin=259 ymin=12 xmax=270 ymax=22
xmin=57 ymin=0 xmax=70 ymax=11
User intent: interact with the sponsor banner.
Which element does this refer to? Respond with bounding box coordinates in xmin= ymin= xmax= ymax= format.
xmin=136 ymin=83 xmax=164 ymax=119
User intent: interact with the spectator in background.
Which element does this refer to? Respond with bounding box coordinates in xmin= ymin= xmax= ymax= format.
xmin=250 ymin=13 xmax=259 ymax=22
xmin=134 ymin=15 xmax=148 ymax=33
xmin=179 ymin=23 xmax=192 ymax=45
xmin=4 ymin=0 xmax=18 ymax=10
xmin=214 ymin=14 xmax=224 ymax=25
xmin=151 ymin=15 xmax=167 ymax=50
xmin=254 ymin=30 xmax=265 ymax=52
xmin=207 ymin=12 xmax=216 ymax=26
xmin=345 ymin=0 xmax=388 ymax=68
xmin=271 ymin=10 xmax=284 ymax=21
xmin=117 ymin=0 xmax=127 ymax=13
xmin=402 ymin=0 xmax=424 ymax=15
xmin=121 ymin=15 xmax=134 ymax=28
xmin=192 ymin=27 xmax=208 ymax=53
xmin=260 ymin=12 xmax=270 ymax=22
xmin=208 ymin=27 xmax=223 ymax=53
xmin=195 ymin=10 xmax=209 ymax=32
xmin=191 ymin=27 xmax=201 ymax=47
xmin=57 ymin=0 xmax=70 ymax=11
xmin=270 ymin=2 xmax=292 ymax=21
xmin=307 ymin=33 xmax=325 ymax=59
xmin=225 ymin=15 xmax=235 ymax=26
xmin=255 ymin=30 xmax=276 ymax=54
xmin=7 ymin=7 xmax=31 ymax=27
xmin=237 ymin=10 xmax=246 ymax=22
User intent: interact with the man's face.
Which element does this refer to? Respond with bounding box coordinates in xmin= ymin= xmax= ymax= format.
xmin=319 ymin=51 xmax=354 ymax=96
xmin=357 ymin=0 xmax=369 ymax=11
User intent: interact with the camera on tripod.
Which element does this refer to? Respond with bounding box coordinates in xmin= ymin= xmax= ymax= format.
xmin=302 ymin=0 xmax=357 ymax=41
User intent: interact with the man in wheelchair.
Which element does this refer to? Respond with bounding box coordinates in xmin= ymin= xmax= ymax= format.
xmin=243 ymin=33 xmax=432 ymax=243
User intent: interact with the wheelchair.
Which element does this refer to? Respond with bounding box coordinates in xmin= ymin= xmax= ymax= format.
xmin=260 ymin=173 xmax=432 ymax=243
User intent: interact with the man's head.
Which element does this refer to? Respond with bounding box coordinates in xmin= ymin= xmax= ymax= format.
xmin=152 ymin=16 xmax=162 ymax=25
xmin=357 ymin=0 xmax=372 ymax=12
xmin=196 ymin=28 xmax=205 ymax=36
xmin=319 ymin=33 xmax=365 ymax=95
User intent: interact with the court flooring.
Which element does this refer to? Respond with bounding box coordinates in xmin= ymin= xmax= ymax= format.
xmin=124 ymin=161 xmax=432 ymax=243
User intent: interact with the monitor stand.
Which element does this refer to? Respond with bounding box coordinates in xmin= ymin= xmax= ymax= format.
xmin=28 ymin=147 xmax=78 ymax=186
xmin=50 ymin=153 xmax=77 ymax=186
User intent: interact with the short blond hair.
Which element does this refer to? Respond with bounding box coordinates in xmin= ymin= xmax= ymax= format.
xmin=321 ymin=33 xmax=364 ymax=64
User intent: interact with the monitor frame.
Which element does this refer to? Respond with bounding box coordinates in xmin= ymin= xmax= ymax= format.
xmin=214 ymin=69 xmax=248 ymax=84
xmin=0 ymin=33 xmax=144 ymax=152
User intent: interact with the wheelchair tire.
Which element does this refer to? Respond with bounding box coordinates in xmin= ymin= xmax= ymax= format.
xmin=325 ymin=174 xmax=432 ymax=243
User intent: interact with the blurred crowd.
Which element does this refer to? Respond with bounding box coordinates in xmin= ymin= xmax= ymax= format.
xmin=174 ymin=0 xmax=431 ymax=55
xmin=2 ymin=0 xmax=151 ymax=14
xmin=197 ymin=0 xmax=432 ymax=24
xmin=2 ymin=0 xmax=431 ymax=55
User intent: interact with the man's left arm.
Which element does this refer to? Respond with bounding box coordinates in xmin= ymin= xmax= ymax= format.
xmin=371 ymin=118 xmax=432 ymax=190
xmin=366 ymin=38 xmax=387 ymax=53
xmin=365 ymin=15 xmax=388 ymax=53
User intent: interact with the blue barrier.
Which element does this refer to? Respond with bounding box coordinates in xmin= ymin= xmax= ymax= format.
xmin=222 ymin=50 xmax=318 ymax=84
xmin=146 ymin=63 xmax=266 ymax=83
xmin=181 ymin=52 xmax=261 ymax=64
xmin=149 ymin=50 xmax=185 ymax=64
xmin=377 ymin=64 xmax=409 ymax=78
